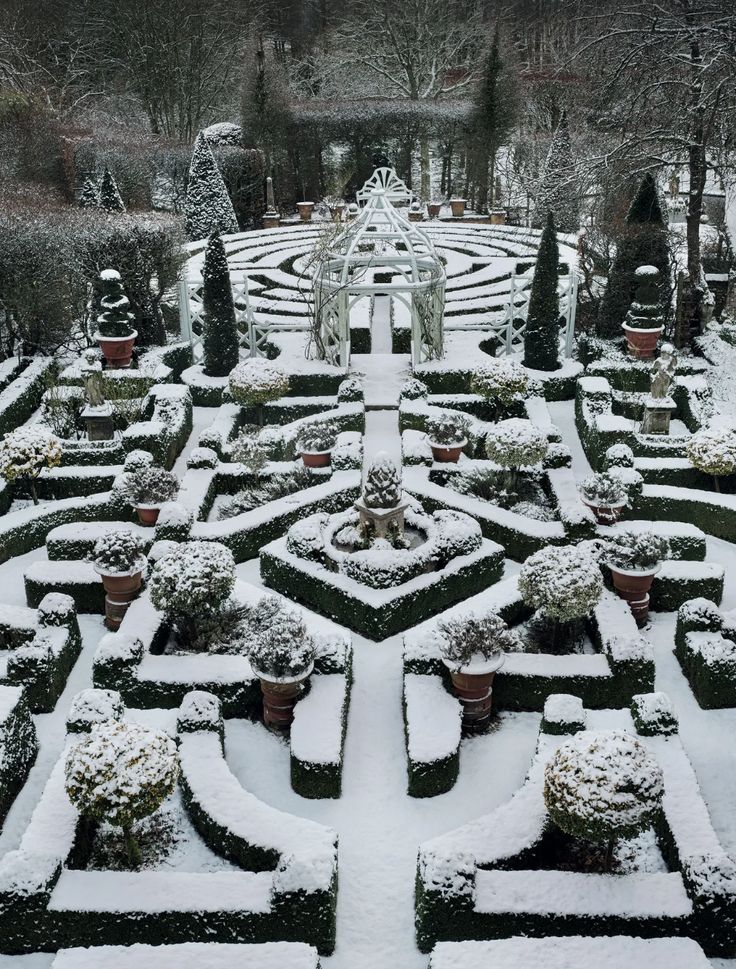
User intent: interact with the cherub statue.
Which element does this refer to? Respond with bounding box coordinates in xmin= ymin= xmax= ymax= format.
xmin=81 ymin=349 xmax=105 ymax=408
xmin=650 ymin=343 xmax=677 ymax=400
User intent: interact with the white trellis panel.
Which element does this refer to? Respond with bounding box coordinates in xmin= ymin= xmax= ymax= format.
xmin=356 ymin=167 xmax=415 ymax=206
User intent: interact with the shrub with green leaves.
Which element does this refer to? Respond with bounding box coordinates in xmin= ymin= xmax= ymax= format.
xmin=436 ymin=611 xmax=521 ymax=670
xmin=518 ymin=544 xmax=603 ymax=623
xmin=95 ymin=269 xmax=135 ymax=339
xmin=471 ymin=359 xmax=529 ymax=417
xmin=485 ymin=418 xmax=548 ymax=470
xmin=0 ymin=426 xmax=62 ymax=504
xmin=579 ymin=472 xmax=627 ymax=507
xmin=297 ymin=421 xmax=338 ymax=454
xmin=605 ymin=530 xmax=670 ymax=572
xmin=123 ymin=466 xmax=179 ymax=506
xmin=686 ymin=426 xmax=736 ymax=481
xmin=201 ymin=230 xmax=239 ymax=378
xmin=245 ymin=595 xmax=315 ymax=678
xmin=426 ymin=412 xmax=468 ymax=447
xmin=523 ymin=211 xmax=561 ymax=371
xmin=91 ymin=530 xmax=146 ymax=574
xmin=229 ymin=359 xmax=289 ymax=407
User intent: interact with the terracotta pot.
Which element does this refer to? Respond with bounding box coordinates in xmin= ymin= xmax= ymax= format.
xmin=427 ymin=203 xmax=442 ymax=218
xmin=445 ymin=655 xmax=504 ymax=733
xmin=96 ymin=330 xmax=137 ymax=369
xmin=449 ymin=198 xmax=467 ymax=218
xmin=429 ymin=439 xmax=466 ymax=464
xmin=622 ymin=323 xmax=663 ymax=360
xmin=94 ymin=560 xmax=145 ymax=631
xmin=297 ymin=201 xmax=314 ymax=222
xmin=301 ymin=450 xmax=332 ymax=468
xmin=135 ymin=504 xmax=161 ymax=526
xmin=489 ymin=209 xmax=506 ymax=225
xmin=582 ymin=498 xmax=626 ymax=525
xmin=254 ymin=662 xmax=314 ymax=730
xmin=609 ymin=564 xmax=659 ymax=627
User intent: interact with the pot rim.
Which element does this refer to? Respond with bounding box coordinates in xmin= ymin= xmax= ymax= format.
xmin=135 ymin=502 xmax=164 ymax=511
xmin=93 ymin=330 xmax=138 ymax=343
xmin=93 ymin=556 xmax=147 ymax=578
xmin=428 ymin=438 xmax=467 ymax=450
xmin=250 ymin=659 xmax=315 ymax=684
xmin=607 ymin=562 xmax=661 ymax=577
xmin=299 ymin=447 xmax=334 ymax=456
xmin=621 ymin=323 xmax=664 ymax=335
xmin=441 ymin=653 xmax=505 ymax=676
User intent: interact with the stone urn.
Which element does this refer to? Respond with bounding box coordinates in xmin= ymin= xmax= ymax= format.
xmin=93 ymin=558 xmax=146 ymax=631
xmin=442 ymin=653 xmax=504 ymax=732
xmin=427 ymin=202 xmax=442 ymax=218
xmin=609 ymin=564 xmax=660 ymax=627
xmin=489 ymin=208 xmax=507 ymax=225
xmin=449 ymin=198 xmax=467 ymax=218
xmin=297 ymin=201 xmax=314 ymax=222
xmin=252 ymin=661 xmax=314 ymax=731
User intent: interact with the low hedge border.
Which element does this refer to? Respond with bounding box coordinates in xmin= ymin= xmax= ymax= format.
xmin=402 ymin=671 xmax=461 ymax=798
xmin=634 ymin=484 xmax=736 ymax=543
xmin=675 ymin=598 xmax=736 ymax=708
xmin=0 ymin=685 xmax=37 ymax=825
xmin=0 ymin=357 xmax=56 ymax=436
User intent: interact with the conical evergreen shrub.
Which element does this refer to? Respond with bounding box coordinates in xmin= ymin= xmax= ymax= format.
xmin=597 ymin=173 xmax=671 ymax=338
xmin=184 ymin=133 xmax=239 ymax=241
xmin=524 ymin=212 xmax=561 ymax=371
xmin=79 ymin=175 xmax=101 ymax=209
xmin=363 ymin=452 xmax=402 ymax=509
xmin=96 ymin=270 xmax=135 ymax=338
xmin=532 ymin=111 xmax=579 ymax=233
xmin=99 ymin=167 xmax=125 ymax=213
xmin=202 ymin=230 xmax=240 ymax=377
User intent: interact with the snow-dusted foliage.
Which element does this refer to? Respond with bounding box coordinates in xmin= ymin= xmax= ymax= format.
xmin=436 ymin=611 xmax=521 ymax=670
xmin=201 ymin=230 xmax=239 ymax=378
xmin=624 ymin=265 xmax=665 ymax=331
xmin=79 ymin=174 xmax=101 ymax=208
xmin=631 ymin=691 xmax=679 ymax=736
xmin=228 ymin=359 xmax=290 ymax=407
xmin=96 ymin=269 xmax=135 ymax=338
xmin=431 ymin=510 xmax=482 ymax=561
xmin=122 ymin=466 xmax=179 ymax=506
xmin=471 ymin=358 xmax=529 ymax=410
xmin=245 ymin=595 xmax=315 ymax=679
xmin=65 ymin=720 xmax=178 ymax=865
xmin=686 ymin=425 xmax=736 ymax=478
xmin=518 ymin=544 xmax=603 ymax=622
xmin=543 ymin=729 xmax=664 ymax=843
xmin=605 ymin=442 xmax=635 ymax=469
xmin=99 ymin=167 xmax=125 ymax=213
xmin=363 ymin=451 xmax=402 ymax=508
xmin=0 ymin=426 xmax=62 ymax=502
xmin=605 ymin=530 xmax=670 ymax=572
xmin=337 ymin=375 xmax=364 ymax=402
xmin=531 ymin=111 xmax=579 ymax=233
xmin=149 ymin=541 xmax=235 ymax=640
xmin=286 ymin=512 xmax=329 ymax=561
xmin=91 ymin=529 xmax=146 ymax=575
xmin=184 ymin=132 xmax=238 ymax=241
xmin=485 ymin=418 xmax=548 ymax=469
xmin=579 ymin=471 xmax=627 ymax=506
xmin=400 ymin=377 xmax=429 ymax=400
xmin=202 ymin=121 xmax=242 ymax=146
xmin=297 ymin=421 xmax=338 ymax=453
xmin=426 ymin=412 xmax=468 ymax=446
xmin=229 ymin=429 xmax=269 ymax=471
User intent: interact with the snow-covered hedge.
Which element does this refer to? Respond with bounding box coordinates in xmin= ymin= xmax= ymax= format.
xmin=0 ymin=685 xmax=37 ymax=825
xmin=229 ymin=360 xmax=290 ymax=407
xmin=675 ymin=597 xmax=736 ymax=708
xmin=518 ymin=544 xmax=603 ymax=623
xmin=540 ymin=693 xmax=586 ymax=735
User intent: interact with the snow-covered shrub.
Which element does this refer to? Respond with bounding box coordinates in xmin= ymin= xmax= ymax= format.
xmin=362 ymin=451 xmax=402 ymax=509
xmin=471 ymin=359 xmax=529 ymax=417
xmin=544 ymin=729 xmax=664 ymax=863
xmin=624 ymin=265 xmax=665 ymax=331
xmin=631 ymin=691 xmax=678 ymax=736
xmin=123 ymin=449 xmax=154 ymax=473
xmin=337 ymin=375 xmax=363 ymax=402
xmin=485 ymin=418 xmax=548 ymax=472
xmin=245 ymin=595 xmax=315 ymax=679
xmin=91 ymin=530 xmax=146 ymax=574
xmin=518 ymin=544 xmax=603 ymax=623
xmin=202 ymin=121 xmax=242 ymax=146
xmin=605 ymin=442 xmax=635 ymax=469
xmin=228 ymin=359 xmax=289 ymax=407
xmin=605 ymin=530 xmax=670 ymax=572
xmin=677 ymin=597 xmax=723 ymax=636
xmin=426 ymin=412 xmax=468 ymax=446
xmin=122 ymin=466 xmax=179 ymax=506
xmin=342 ymin=544 xmax=422 ymax=589
xmin=579 ymin=472 xmax=627 ymax=506
xmin=0 ymin=426 xmax=62 ymax=504
xmin=229 ymin=428 xmax=269 ymax=472
xmin=187 ymin=446 xmax=219 ymax=470
xmin=184 ymin=132 xmax=238 ymax=241
xmin=400 ymin=377 xmax=429 ymax=400
xmin=286 ymin=513 xmax=329 ymax=562
xmin=431 ymin=510 xmax=482 ymax=563
xmin=541 ymin=693 xmax=586 ymax=735
xmin=297 ymin=421 xmax=338 ymax=454
xmin=65 ymin=720 xmax=178 ymax=867
xmin=218 ymin=467 xmax=312 ymax=519
xmin=148 ymin=541 xmax=235 ymax=647
xmin=436 ymin=611 xmax=520 ymax=670
xmin=686 ymin=426 xmax=736 ymax=480
xmin=96 ymin=269 xmax=135 ymax=338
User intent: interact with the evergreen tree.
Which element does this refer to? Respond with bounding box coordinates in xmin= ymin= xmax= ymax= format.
xmin=99 ymin=167 xmax=126 ymax=213
xmin=202 ymin=231 xmax=239 ymax=377
xmin=531 ymin=111 xmax=580 ymax=233
xmin=96 ymin=270 xmax=135 ymax=338
xmin=79 ymin=175 xmax=101 ymax=209
xmin=597 ymin=173 xmax=671 ymax=338
xmin=524 ymin=212 xmax=561 ymax=371
xmin=184 ymin=132 xmax=239 ymax=241
xmin=470 ymin=26 xmax=516 ymax=212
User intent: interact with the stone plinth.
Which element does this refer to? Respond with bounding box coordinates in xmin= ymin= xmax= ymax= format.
xmin=262 ymin=208 xmax=281 ymax=229
xmin=81 ymin=403 xmax=115 ymax=441
xmin=641 ymin=395 xmax=676 ymax=435
xmin=354 ymin=495 xmax=409 ymax=540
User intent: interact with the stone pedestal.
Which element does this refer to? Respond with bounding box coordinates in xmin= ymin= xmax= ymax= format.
xmin=81 ymin=403 xmax=115 ymax=441
xmin=641 ymin=395 xmax=676 ymax=435
xmin=489 ymin=208 xmax=506 ymax=225
xmin=354 ymin=495 xmax=409 ymax=540
xmin=262 ymin=208 xmax=280 ymax=229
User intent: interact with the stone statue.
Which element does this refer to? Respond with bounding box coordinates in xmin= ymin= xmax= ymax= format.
xmin=669 ymin=172 xmax=680 ymax=197
xmin=650 ymin=343 xmax=677 ymax=400
xmin=81 ymin=349 xmax=105 ymax=408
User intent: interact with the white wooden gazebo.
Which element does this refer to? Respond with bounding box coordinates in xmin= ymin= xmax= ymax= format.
xmin=313 ymin=169 xmax=445 ymax=369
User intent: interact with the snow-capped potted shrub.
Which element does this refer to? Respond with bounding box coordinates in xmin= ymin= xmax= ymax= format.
xmin=245 ymin=595 xmax=316 ymax=729
xmin=622 ymin=265 xmax=665 ymax=360
xmin=437 ymin=611 xmax=521 ymax=731
xmin=0 ymin=426 xmax=62 ymax=505
xmin=94 ymin=269 xmax=137 ymax=368
xmin=148 ymin=541 xmax=235 ymax=650
xmin=65 ymin=720 xmax=178 ymax=868
xmin=449 ymin=197 xmax=467 ymax=218
xmin=123 ymin=466 xmax=179 ymax=526
xmin=228 ymin=359 xmax=290 ymax=425
xmin=471 ymin=359 xmax=529 ymax=421
xmin=543 ymin=729 xmax=664 ymax=871
xmin=296 ymin=421 xmax=338 ymax=468
xmin=518 ymin=544 xmax=603 ymax=652
xmin=579 ymin=471 xmax=628 ymax=524
xmin=91 ymin=529 xmax=147 ymax=630
xmin=686 ymin=425 xmax=736 ymax=492
xmin=485 ymin=417 xmax=548 ymax=493
xmin=604 ymin=530 xmax=670 ymax=626
xmin=426 ymin=412 xmax=468 ymax=463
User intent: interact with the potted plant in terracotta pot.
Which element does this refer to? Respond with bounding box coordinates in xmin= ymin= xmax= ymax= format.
xmin=579 ymin=472 xmax=628 ymax=524
xmin=245 ymin=595 xmax=316 ymax=730
xmin=604 ymin=530 xmax=670 ymax=627
xmin=94 ymin=269 xmax=137 ymax=369
xmin=622 ymin=265 xmax=665 ymax=360
xmin=296 ymin=421 xmax=338 ymax=468
xmin=426 ymin=412 xmax=468 ymax=463
xmin=91 ymin=529 xmax=147 ymax=630
xmin=437 ymin=611 xmax=521 ymax=732
xmin=427 ymin=199 xmax=443 ymax=218
xmin=123 ymin=465 xmax=179 ymax=525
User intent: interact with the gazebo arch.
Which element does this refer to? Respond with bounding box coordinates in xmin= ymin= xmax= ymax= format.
xmin=313 ymin=173 xmax=445 ymax=369
xmin=356 ymin=167 xmax=416 ymax=206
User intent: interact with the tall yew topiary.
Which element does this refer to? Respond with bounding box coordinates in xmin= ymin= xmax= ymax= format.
xmin=184 ymin=133 xmax=239 ymax=241
xmin=79 ymin=175 xmax=101 ymax=209
xmin=202 ymin=230 xmax=239 ymax=377
xmin=597 ymin=173 xmax=671 ymax=338
xmin=99 ymin=167 xmax=125 ymax=213
xmin=532 ymin=111 xmax=579 ymax=233
xmin=524 ymin=212 xmax=561 ymax=371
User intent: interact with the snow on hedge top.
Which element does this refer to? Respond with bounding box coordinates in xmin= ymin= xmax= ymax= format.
xmin=52 ymin=941 xmax=320 ymax=969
